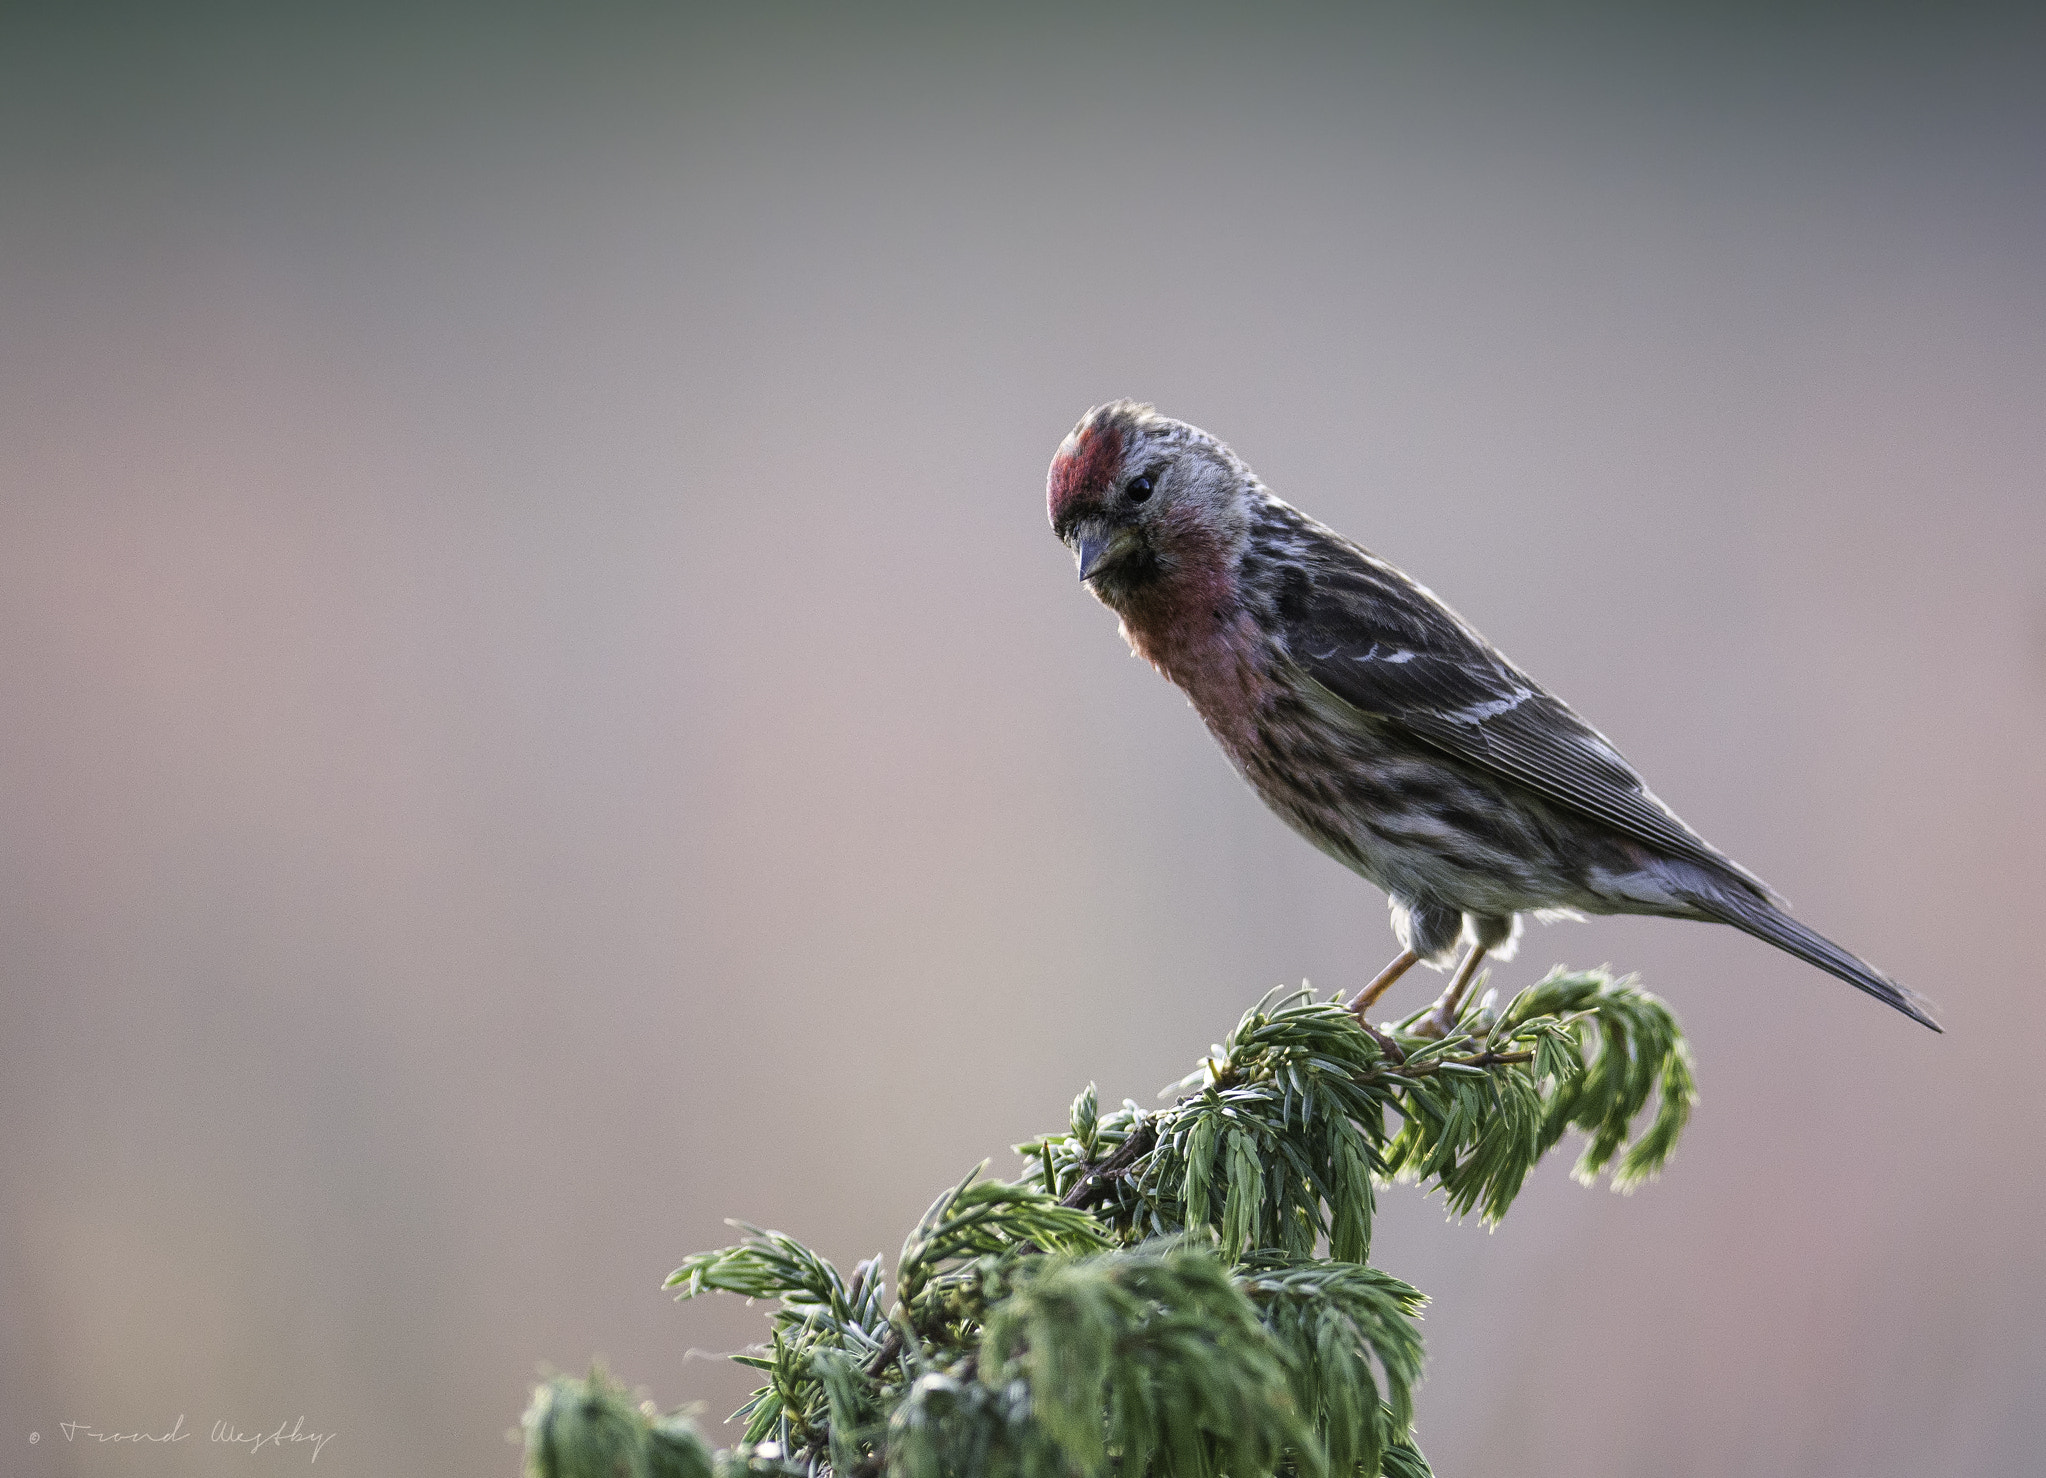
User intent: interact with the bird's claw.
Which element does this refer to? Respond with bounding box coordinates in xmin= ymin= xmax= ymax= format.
xmin=1352 ymin=1017 xmax=1407 ymax=1062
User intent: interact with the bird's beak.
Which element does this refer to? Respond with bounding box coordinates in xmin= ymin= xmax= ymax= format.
xmin=1076 ymin=528 xmax=1125 ymax=582
xmin=1077 ymin=531 xmax=1111 ymax=582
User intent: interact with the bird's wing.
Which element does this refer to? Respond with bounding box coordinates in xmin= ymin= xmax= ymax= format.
xmin=1273 ymin=535 xmax=1767 ymax=891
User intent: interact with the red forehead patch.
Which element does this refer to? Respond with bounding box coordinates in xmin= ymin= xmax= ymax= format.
xmin=1047 ymin=419 xmax=1125 ymax=529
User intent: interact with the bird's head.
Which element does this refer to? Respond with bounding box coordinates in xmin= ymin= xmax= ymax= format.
xmin=1046 ymin=401 xmax=1251 ymax=609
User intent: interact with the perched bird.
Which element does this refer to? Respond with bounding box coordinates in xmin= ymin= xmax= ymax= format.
xmin=1047 ymin=401 xmax=1939 ymax=1035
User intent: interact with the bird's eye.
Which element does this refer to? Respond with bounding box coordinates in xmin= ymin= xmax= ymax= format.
xmin=1126 ymin=475 xmax=1154 ymax=504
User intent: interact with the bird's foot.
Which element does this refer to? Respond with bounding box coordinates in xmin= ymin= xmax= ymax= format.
xmin=1410 ymin=944 xmax=1491 ymax=1040
xmin=1349 ymin=949 xmax=1421 ymax=1021
xmin=1353 ymin=1019 xmax=1407 ymax=1063
xmin=1408 ymin=1006 xmax=1456 ymax=1041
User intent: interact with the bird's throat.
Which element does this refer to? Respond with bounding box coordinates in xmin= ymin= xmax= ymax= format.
xmin=1114 ymin=578 xmax=1267 ymax=754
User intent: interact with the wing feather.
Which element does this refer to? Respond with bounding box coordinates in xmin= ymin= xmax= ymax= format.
xmin=1273 ymin=525 xmax=1772 ymax=897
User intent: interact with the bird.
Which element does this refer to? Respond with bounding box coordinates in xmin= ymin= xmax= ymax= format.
xmin=1046 ymin=400 xmax=1939 ymax=1036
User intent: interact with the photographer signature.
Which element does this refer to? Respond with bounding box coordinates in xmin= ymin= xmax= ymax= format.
xmin=40 ymin=1414 xmax=335 ymax=1463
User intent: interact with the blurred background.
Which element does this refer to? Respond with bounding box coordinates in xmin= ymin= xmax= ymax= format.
xmin=4 ymin=3 xmax=2043 ymax=1474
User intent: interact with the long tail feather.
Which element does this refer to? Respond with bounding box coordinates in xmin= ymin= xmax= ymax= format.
xmin=1688 ymin=888 xmax=1942 ymax=1032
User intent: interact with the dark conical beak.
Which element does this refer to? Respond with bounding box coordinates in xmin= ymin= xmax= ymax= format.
xmin=1077 ymin=531 xmax=1112 ymax=582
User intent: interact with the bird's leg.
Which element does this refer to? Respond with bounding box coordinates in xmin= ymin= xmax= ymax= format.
xmin=1350 ymin=949 xmax=1420 ymax=1019
xmin=1412 ymin=944 xmax=1491 ymax=1039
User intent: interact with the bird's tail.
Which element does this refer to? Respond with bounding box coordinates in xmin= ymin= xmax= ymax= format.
xmin=1686 ymin=885 xmax=1942 ymax=1032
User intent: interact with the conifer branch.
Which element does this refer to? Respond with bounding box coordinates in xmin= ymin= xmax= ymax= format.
xmin=525 ymin=967 xmax=1697 ymax=1478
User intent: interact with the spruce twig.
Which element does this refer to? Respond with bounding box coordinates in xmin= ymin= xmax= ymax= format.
xmin=864 ymin=1118 xmax=1161 ymax=1379
xmin=525 ymin=966 xmax=1697 ymax=1478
